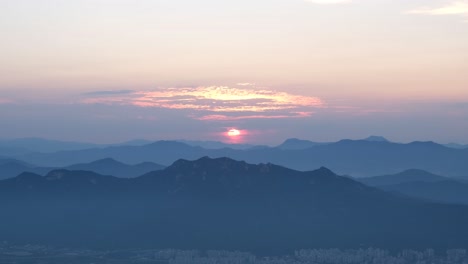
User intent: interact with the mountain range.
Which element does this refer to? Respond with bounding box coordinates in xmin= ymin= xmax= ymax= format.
xmin=359 ymin=169 xmax=449 ymax=186
xmin=0 ymin=138 xmax=167 ymax=156
xmin=11 ymin=139 xmax=468 ymax=178
xmin=0 ymin=158 xmax=164 ymax=180
xmin=1 ymin=136 xmax=466 ymax=155
xmin=359 ymin=169 xmax=468 ymax=205
xmin=444 ymin=143 xmax=468 ymax=149
xmin=2 ymin=157 xmax=468 ymax=253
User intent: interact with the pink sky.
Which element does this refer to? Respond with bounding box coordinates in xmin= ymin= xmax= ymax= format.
xmin=0 ymin=0 xmax=467 ymax=144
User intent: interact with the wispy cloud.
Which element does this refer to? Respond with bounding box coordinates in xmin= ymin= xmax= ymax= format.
xmin=305 ymin=0 xmax=352 ymax=4
xmin=82 ymin=86 xmax=324 ymax=121
xmin=197 ymin=112 xmax=314 ymax=121
xmin=83 ymin=90 xmax=135 ymax=96
xmin=236 ymin=83 xmax=255 ymax=86
xmin=407 ymin=1 xmax=468 ymax=19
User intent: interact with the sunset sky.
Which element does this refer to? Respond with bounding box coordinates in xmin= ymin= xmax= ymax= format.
xmin=1 ymin=0 xmax=467 ymax=144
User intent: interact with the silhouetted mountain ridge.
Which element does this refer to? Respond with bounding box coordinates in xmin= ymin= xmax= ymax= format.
xmin=359 ymin=169 xmax=448 ymax=187
xmin=276 ymin=138 xmax=326 ymax=150
xmin=178 ymin=140 xmax=258 ymax=150
xmin=0 ymin=158 xmax=164 ymax=180
xmin=65 ymin=158 xmax=164 ymax=178
xmin=14 ymin=139 xmax=468 ymax=177
xmin=380 ymin=180 xmax=468 ymax=205
xmin=444 ymin=143 xmax=468 ymax=149
xmin=0 ymin=169 xmax=124 ymax=195
xmin=358 ymin=169 xmax=468 ymax=205
xmin=2 ymin=157 xmax=468 ymax=253
xmin=363 ymin=136 xmax=389 ymax=142
xmin=138 ymin=157 xmax=348 ymax=197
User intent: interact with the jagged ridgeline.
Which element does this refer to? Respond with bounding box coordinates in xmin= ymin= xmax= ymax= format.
xmin=1 ymin=157 xmax=468 ymax=254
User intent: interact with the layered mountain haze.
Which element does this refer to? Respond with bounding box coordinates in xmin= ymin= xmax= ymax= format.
xmin=276 ymin=138 xmax=327 ymax=150
xmin=0 ymin=138 xmax=164 ymax=156
xmin=359 ymin=170 xmax=468 ymax=205
xmin=2 ymin=157 xmax=468 ymax=253
xmin=276 ymin=136 xmax=388 ymax=150
xmin=178 ymin=140 xmax=259 ymax=150
xmin=359 ymin=169 xmax=449 ymax=187
xmin=0 ymin=158 xmax=53 ymax=180
xmin=363 ymin=136 xmax=389 ymax=142
xmin=0 ymin=158 xmax=164 ymax=180
xmin=65 ymin=158 xmax=165 ymax=178
xmin=16 ymin=139 xmax=468 ymax=178
xmin=444 ymin=143 xmax=468 ymax=149
xmin=0 ymin=138 xmax=100 ymax=154
xmin=380 ymin=180 xmax=468 ymax=205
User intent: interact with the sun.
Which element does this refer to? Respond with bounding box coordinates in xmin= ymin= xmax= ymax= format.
xmin=227 ymin=129 xmax=241 ymax=137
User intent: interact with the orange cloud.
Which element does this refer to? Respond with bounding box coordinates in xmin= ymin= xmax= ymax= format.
xmin=82 ymin=86 xmax=324 ymax=121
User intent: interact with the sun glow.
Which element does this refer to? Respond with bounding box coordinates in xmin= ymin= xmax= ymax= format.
xmin=227 ymin=129 xmax=241 ymax=137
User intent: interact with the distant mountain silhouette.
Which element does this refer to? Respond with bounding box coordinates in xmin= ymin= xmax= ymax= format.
xmin=18 ymin=140 xmax=206 ymax=167
xmin=359 ymin=169 xmax=448 ymax=187
xmin=363 ymin=136 xmax=389 ymax=142
xmin=178 ymin=140 xmax=259 ymax=150
xmin=276 ymin=136 xmax=389 ymax=150
xmin=0 ymin=138 xmax=100 ymax=154
xmin=0 ymin=137 xmax=171 ymax=156
xmin=379 ymin=180 xmax=468 ymax=205
xmin=0 ymin=158 xmax=164 ymax=180
xmin=0 ymin=158 xmax=30 ymax=166
xmin=65 ymin=158 xmax=165 ymax=178
xmin=0 ymin=169 xmax=126 ymax=199
xmin=112 ymin=139 xmax=154 ymax=146
xmin=0 ymin=159 xmax=53 ymax=180
xmin=444 ymin=143 xmax=468 ymax=149
xmin=2 ymin=157 xmax=468 ymax=253
xmin=358 ymin=169 xmax=468 ymax=205
xmin=0 ymin=145 xmax=31 ymax=156
xmin=17 ymin=139 xmax=468 ymax=178
xmin=276 ymin=138 xmax=327 ymax=150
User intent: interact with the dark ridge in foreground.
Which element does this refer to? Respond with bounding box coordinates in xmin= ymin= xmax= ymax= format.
xmin=1 ymin=157 xmax=468 ymax=254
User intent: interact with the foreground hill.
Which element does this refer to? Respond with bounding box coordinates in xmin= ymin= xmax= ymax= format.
xmin=1 ymin=157 xmax=468 ymax=253
xmin=17 ymin=140 xmax=468 ymax=177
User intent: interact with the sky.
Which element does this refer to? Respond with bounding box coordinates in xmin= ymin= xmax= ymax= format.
xmin=0 ymin=0 xmax=467 ymax=145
